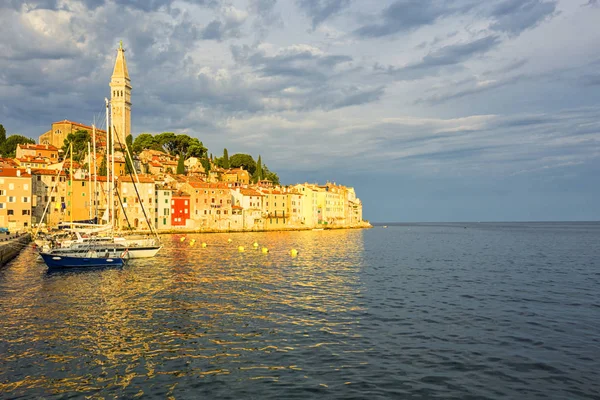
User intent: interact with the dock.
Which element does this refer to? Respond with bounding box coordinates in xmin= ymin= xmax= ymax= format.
xmin=0 ymin=233 xmax=31 ymax=267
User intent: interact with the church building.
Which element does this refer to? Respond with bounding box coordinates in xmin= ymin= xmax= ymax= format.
xmin=38 ymin=42 xmax=132 ymax=149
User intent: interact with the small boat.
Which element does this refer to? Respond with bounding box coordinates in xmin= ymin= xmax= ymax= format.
xmin=312 ymin=228 xmax=324 ymax=231
xmin=40 ymin=251 xmax=125 ymax=270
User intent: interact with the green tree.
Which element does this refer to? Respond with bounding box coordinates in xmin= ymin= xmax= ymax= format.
xmin=98 ymin=154 xmax=107 ymax=176
xmin=0 ymin=134 xmax=35 ymax=158
xmin=176 ymin=155 xmax=185 ymax=174
xmin=222 ymin=148 xmax=230 ymax=168
xmin=201 ymin=157 xmax=211 ymax=174
xmin=263 ymin=164 xmax=280 ymax=185
xmin=253 ymin=155 xmax=263 ymax=183
xmin=62 ymin=129 xmax=91 ymax=162
xmin=154 ymin=132 xmax=207 ymax=158
xmin=124 ymin=134 xmax=134 ymax=174
xmin=132 ymin=133 xmax=161 ymax=153
xmin=229 ymin=153 xmax=256 ymax=175
xmin=0 ymin=124 xmax=6 ymax=146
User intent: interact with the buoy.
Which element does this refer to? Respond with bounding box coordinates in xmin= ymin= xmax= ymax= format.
xmin=189 ymin=240 xmax=196 ymax=247
xmin=238 ymin=246 xmax=245 ymax=252
xmin=180 ymin=237 xmax=186 ymax=242
xmin=261 ymin=247 xmax=269 ymax=254
xmin=253 ymin=242 xmax=259 ymax=248
xmin=290 ymin=249 xmax=298 ymax=257
xmin=227 ymin=238 xmax=233 ymax=243
xmin=201 ymin=242 xmax=207 ymax=248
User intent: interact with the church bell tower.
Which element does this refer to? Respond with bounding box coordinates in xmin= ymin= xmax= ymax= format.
xmin=109 ymin=41 xmax=131 ymax=145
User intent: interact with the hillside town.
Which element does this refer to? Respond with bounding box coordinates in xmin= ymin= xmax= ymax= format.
xmin=0 ymin=43 xmax=367 ymax=233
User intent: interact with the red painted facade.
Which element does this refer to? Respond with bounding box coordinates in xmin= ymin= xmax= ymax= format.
xmin=171 ymin=192 xmax=190 ymax=226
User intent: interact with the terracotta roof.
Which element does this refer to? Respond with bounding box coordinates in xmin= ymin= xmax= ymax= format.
xmin=31 ymin=169 xmax=66 ymax=176
xmin=232 ymin=205 xmax=243 ymax=210
xmin=0 ymin=167 xmax=31 ymax=177
xmin=52 ymin=119 xmax=107 ymax=134
xmin=240 ymin=188 xmax=263 ymax=196
xmin=186 ymin=181 xmax=229 ymax=189
xmin=120 ymin=175 xmax=155 ymax=184
xmin=172 ymin=190 xmax=190 ymax=197
xmin=18 ymin=143 xmax=59 ymax=151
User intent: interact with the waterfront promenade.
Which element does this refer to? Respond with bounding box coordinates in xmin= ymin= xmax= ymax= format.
xmin=0 ymin=233 xmax=31 ymax=267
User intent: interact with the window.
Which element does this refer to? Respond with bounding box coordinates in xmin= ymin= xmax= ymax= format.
xmin=52 ymin=177 xmax=56 ymax=182
xmin=22 ymin=210 xmax=30 ymax=215
xmin=172 ymin=208 xmax=175 ymax=214
xmin=224 ymin=210 xmax=228 ymax=215
xmin=0 ymin=203 xmax=4 ymax=209
xmin=8 ymin=196 xmax=15 ymax=203
xmin=165 ymin=199 xmax=168 ymax=204
xmin=8 ymin=210 xmax=14 ymax=215
xmin=185 ymin=209 xmax=188 ymax=214
xmin=171 ymin=200 xmax=175 ymax=205
xmin=0 ymin=190 xmax=4 ymax=195
xmin=61 ymin=197 xmax=65 ymax=202
xmin=163 ymin=218 xmax=167 ymax=225
xmin=184 ymin=200 xmax=188 ymax=205
xmin=164 ymin=208 xmax=169 ymax=216
xmin=81 ymin=181 xmax=85 ymax=187
xmin=37 ymin=176 xmax=41 ymax=181
xmin=204 ymin=210 xmax=207 ymax=215
xmin=51 ymin=196 xmax=56 ymax=202
xmin=22 ymin=197 xmax=30 ymax=203
xmin=9 ymin=183 xmax=14 ymax=190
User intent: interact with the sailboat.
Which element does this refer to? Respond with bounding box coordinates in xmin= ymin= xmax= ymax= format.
xmin=38 ymin=99 xmax=160 ymax=268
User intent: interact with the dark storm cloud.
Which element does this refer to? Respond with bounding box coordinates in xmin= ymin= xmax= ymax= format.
xmin=295 ymin=0 xmax=352 ymax=28
xmin=354 ymin=0 xmax=465 ymax=38
xmin=489 ymin=0 xmax=557 ymax=34
xmin=376 ymin=35 xmax=500 ymax=81
xmin=3 ymin=0 xmax=220 ymax=12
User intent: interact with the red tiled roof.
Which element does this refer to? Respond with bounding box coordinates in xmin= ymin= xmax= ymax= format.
xmin=31 ymin=169 xmax=66 ymax=176
xmin=0 ymin=167 xmax=31 ymax=177
xmin=240 ymin=189 xmax=263 ymax=196
xmin=18 ymin=143 xmax=59 ymax=151
xmin=120 ymin=175 xmax=155 ymax=183
xmin=52 ymin=119 xmax=107 ymax=134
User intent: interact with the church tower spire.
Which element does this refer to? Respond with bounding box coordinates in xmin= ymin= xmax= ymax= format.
xmin=109 ymin=40 xmax=131 ymax=145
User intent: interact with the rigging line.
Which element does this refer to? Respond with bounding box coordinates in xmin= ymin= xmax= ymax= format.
xmin=32 ymin=145 xmax=73 ymax=240
xmin=113 ymin=126 xmax=159 ymax=240
xmin=115 ymin=188 xmax=133 ymax=231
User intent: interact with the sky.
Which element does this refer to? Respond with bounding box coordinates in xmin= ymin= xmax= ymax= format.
xmin=0 ymin=0 xmax=599 ymax=222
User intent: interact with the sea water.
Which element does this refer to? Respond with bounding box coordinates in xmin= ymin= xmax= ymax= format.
xmin=1 ymin=223 xmax=599 ymax=399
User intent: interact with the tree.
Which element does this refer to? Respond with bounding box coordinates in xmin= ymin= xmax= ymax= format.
xmin=263 ymin=164 xmax=280 ymax=185
xmin=62 ymin=129 xmax=91 ymax=162
xmin=253 ymin=155 xmax=263 ymax=183
xmin=0 ymin=134 xmax=35 ymax=158
xmin=201 ymin=157 xmax=211 ymax=174
xmin=124 ymin=134 xmax=134 ymax=174
xmin=0 ymin=124 xmax=6 ymax=146
xmin=98 ymin=154 xmax=107 ymax=176
xmin=222 ymin=148 xmax=230 ymax=169
xmin=176 ymin=155 xmax=185 ymax=174
xmin=229 ymin=153 xmax=256 ymax=175
xmin=132 ymin=133 xmax=161 ymax=153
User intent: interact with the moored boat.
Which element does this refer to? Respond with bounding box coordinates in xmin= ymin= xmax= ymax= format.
xmin=40 ymin=252 xmax=125 ymax=270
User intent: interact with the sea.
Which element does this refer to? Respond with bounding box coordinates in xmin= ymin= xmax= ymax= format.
xmin=0 ymin=222 xmax=599 ymax=399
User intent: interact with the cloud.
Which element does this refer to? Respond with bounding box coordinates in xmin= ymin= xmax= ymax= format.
xmin=354 ymin=0 xmax=467 ymax=38
xmin=295 ymin=0 xmax=352 ymax=29
xmin=375 ymin=35 xmax=500 ymax=81
xmin=488 ymin=0 xmax=557 ymax=34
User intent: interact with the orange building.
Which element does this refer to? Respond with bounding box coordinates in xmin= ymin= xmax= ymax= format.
xmin=0 ymin=167 xmax=32 ymax=230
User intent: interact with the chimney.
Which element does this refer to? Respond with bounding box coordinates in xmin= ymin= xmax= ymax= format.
xmin=16 ymin=170 xmax=21 ymax=177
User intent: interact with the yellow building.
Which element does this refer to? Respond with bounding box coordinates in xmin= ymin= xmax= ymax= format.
xmin=38 ymin=120 xmax=107 ymax=150
xmin=31 ymin=169 xmax=67 ymax=227
xmin=110 ymin=41 xmax=132 ymax=145
xmin=0 ymin=167 xmax=32 ymax=230
xmin=16 ymin=143 xmax=59 ymax=161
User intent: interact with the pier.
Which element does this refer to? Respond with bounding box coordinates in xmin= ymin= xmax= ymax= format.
xmin=0 ymin=233 xmax=31 ymax=267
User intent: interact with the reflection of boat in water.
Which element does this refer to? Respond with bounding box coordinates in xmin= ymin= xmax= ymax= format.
xmin=383 ymin=226 xmax=388 ymax=228
xmin=312 ymin=228 xmax=324 ymax=231
xmin=40 ymin=251 xmax=125 ymax=269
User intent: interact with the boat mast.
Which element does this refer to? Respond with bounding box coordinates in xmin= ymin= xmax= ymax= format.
xmin=111 ymin=104 xmax=116 ymax=232
xmin=88 ymin=141 xmax=92 ymax=220
xmin=92 ymin=124 xmax=98 ymax=222
xmin=69 ymin=142 xmax=73 ymax=229
xmin=105 ymin=98 xmax=112 ymax=235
